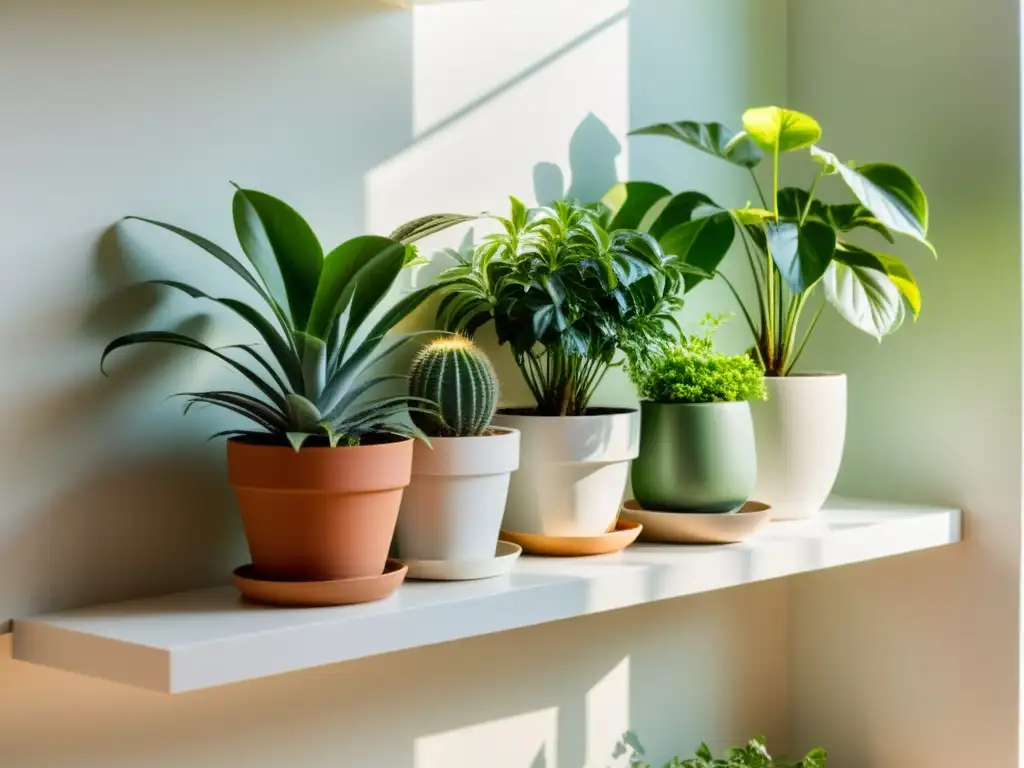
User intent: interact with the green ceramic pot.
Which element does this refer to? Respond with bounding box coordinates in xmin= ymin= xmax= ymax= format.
xmin=631 ymin=401 xmax=757 ymax=514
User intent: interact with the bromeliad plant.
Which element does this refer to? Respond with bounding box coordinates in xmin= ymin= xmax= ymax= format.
xmin=102 ymin=185 xmax=473 ymax=450
xmin=629 ymin=314 xmax=766 ymax=405
xmin=614 ymin=732 xmax=826 ymax=768
xmin=435 ymin=197 xmax=699 ymax=416
xmin=605 ymin=106 xmax=934 ymax=375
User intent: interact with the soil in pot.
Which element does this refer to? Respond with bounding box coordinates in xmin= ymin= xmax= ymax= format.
xmin=228 ymin=434 xmax=414 ymax=582
xmin=631 ymin=401 xmax=756 ymax=514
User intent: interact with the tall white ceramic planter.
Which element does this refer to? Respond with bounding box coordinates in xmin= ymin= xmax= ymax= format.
xmin=491 ymin=409 xmax=640 ymax=536
xmin=750 ymin=374 xmax=847 ymax=520
xmin=397 ymin=428 xmax=520 ymax=562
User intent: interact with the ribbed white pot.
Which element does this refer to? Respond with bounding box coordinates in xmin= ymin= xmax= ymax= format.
xmin=491 ymin=409 xmax=640 ymax=536
xmin=396 ymin=428 xmax=520 ymax=563
xmin=750 ymin=374 xmax=847 ymax=520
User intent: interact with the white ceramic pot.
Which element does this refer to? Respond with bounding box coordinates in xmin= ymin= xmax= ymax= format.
xmin=491 ymin=408 xmax=640 ymax=536
xmin=396 ymin=428 xmax=520 ymax=562
xmin=750 ymin=374 xmax=847 ymax=520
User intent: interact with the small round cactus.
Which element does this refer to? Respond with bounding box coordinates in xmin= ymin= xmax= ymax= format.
xmin=409 ymin=336 xmax=499 ymax=437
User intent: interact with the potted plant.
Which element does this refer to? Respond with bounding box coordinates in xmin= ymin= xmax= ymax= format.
xmin=435 ymin=197 xmax=696 ymax=538
xmin=395 ymin=335 xmax=521 ymax=572
xmin=614 ymin=732 xmax=827 ymax=768
xmin=606 ymin=106 xmax=934 ymax=518
xmin=627 ymin=314 xmax=766 ymax=514
xmin=102 ymin=185 xmax=470 ymax=600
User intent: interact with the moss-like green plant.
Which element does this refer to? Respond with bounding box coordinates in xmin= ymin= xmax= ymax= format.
xmin=408 ymin=336 xmax=499 ymax=437
xmin=614 ymin=731 xmax=826 ymax=768
xmin=629 ymin=315 xmax=766 ymax=404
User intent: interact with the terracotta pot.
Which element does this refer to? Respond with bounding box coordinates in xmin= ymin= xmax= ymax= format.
xmin=227 ymin=437 xmax=414 ymax=581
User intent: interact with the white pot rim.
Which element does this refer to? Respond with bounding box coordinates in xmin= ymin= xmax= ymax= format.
xmin=640 ymin=400 xmax=752 ymax=408
xmin=495 ymin=406 xmax=638 ymax=421
xmin=768 ymin=372 xmax=846 ymax=378
xmin=411 ymin=427 xmax=520 ymax=477
xmin=493 ymin=407 xmax=640 ymax=464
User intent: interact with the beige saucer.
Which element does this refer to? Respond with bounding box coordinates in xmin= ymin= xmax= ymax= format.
xmin=500 ymin=519 xmax=642 ymax=557
xmin=233 ymin=559 xmax=408 ymax=607
xmin=621 ymin=500 xmax=771 ymax=544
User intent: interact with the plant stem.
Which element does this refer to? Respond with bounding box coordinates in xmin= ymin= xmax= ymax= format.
xmin=719 ymin=273 xmax=765 ymax=369
xmin=799 ymin=171 xmax=825 ymax=227
xmin=749 ymin=169 xmax=769 ymax=209
xmin=784 ymin=296 xmax=826 ymax=375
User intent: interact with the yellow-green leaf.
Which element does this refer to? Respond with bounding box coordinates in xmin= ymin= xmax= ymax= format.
xmin=742 ymin=107 xmax=822 ymax=153
xmin=874 ymin=253 xmax=921 ymax=318
xmin=731 ymin=207 xmax=776 ymax=226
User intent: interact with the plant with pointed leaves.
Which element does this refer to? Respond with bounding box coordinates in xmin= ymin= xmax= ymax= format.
xmin=612 ymin=732 xmax=826 ymax=768
xmin=435 ymin=197 xmax=701 ymax=416
xmin=101 ymin=186 xmax=473 ymax=450
xmin=605 ymin=106 xmax=934 ymax=375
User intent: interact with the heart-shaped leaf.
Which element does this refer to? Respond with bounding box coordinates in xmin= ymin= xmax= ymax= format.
xmin=766 ymin=219 xmax=836 ymax=293
xmin=659 ymin=212 xmax=736 ymax=290
xmin=837 ymin=242 xmax=921 ymax=318
xmin=630 ymin=121 xmax=764 ymax=168
xmin=825 ymin=258 xmax=905 ymax=340
xmin=810 ymin=147 xmax=933 ymax=254
xmin=601 ymin=181 xmax=672 ymax=231
xmin=645 ymin=191 xmax=716 ymax=240
xmin=742 ymin=107 xmax=822 ymax=153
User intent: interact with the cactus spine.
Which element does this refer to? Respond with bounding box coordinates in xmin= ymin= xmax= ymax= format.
xmin=409 ymin=336 xmax=499 ymax=437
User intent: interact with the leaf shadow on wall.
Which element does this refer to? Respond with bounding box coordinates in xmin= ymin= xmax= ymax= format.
xmin=534 ymin=112 xmax=622 ymax=206
xmin=0 ymin=227 xmax=245 ymax=625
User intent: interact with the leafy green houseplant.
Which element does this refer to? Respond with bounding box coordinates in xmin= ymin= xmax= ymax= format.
xmin=615 ymin=732 xmax=826 ymax=768
xmin=102 ymin=185 xmax=471 ymax=598
xmin=433 ymin=197 xmax=694 ymax=540
xmin=628 ymin=316 xmax=764 ymax=514
xmin=608 ymin=106 xmax=933 ymax=376
xmin=396 ymin=336 xmax=521 ymax=572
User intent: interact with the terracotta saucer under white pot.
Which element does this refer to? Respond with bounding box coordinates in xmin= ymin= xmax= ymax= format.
xmin=404 ymin=541 xmax=522 ymax=581
xmin=500 ymin=519 xmax=642 ymax=557
xmin=233 ymin=559 xmax=408 ymax=607
xmin=620 ymin=500 xmax=771 ymax=545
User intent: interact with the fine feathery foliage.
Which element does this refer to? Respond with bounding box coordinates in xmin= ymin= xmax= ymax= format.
xmin=101 ymin=185 xmax=473 ymax=450
xmin=630 ymin=315 xmax=766 ymax=404
xmin=613 ymin=731 xmax=827 ymax=768
xmin=408 ymin=336 xmax=499 ymax=437
xmin=434 ymin=197 xmax=706 ymax=416
xmin=606 ymin=106 xmax=934 ymax=375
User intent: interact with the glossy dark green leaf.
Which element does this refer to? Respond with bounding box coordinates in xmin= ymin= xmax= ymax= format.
xmin=646 ymin=191 xmax=717 ymax=240
xmin=766 ymin=219 xmax=836 ymax=294
xmin=180 ymin=390 xmax=288 ymax=432
xmin=659 ymin=212 xmax=736 ymax=290
xmin=388 ymin=213 xmax=477 ymax=245
xmin=601 ymin=181 xmax=671 ymax=231
xmin=630 ymin=121 xmax=764 ymax=168
xmin=232 ymin=187 xmax=324 ymax=328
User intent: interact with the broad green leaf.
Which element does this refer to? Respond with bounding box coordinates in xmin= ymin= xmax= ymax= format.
xmin=766 ymin=219 xmax=836 ymax=294
xmin=149 ymin=280 xmax=303 ymax=392
xmin=306 ymin=236 xmax=406 ymax=341
xmin=809 ymin=147 xmax=934 ymax=254
xmin=295 ymin=332 xmax=327 ymax=402
xmin=659 ymin=212 xmax=736 ymax=291
xmin=826 ymin=203 xmax=895 ymax=243
xmin=101 ymin=331 xmax=288 ymax=409
xmin=742 ymin=107 xmax=822 ymax=152
xmin=827 ymin=250 xmax=905 ymax=339
xmin=646 ymin=191 xmax=716 ymax=240
xmin=388 ymin=213 xmax=477 ymax=245
xmin=601 ymin=181 xmax=671 ymax=231
xmin=232 ymin=187 xmax=324 ymax=329
xmin=123 ymin=216 xmax=282 ymax=321
xmin=837 ymin=242 xmax=921 ymax=317
xmin=286 ymin=393 xmax=322 ymax=432
xmin=731 ymin=207 xmax=776 ymax=226
xmin=630 ymin=121 xmax=764 ymax=168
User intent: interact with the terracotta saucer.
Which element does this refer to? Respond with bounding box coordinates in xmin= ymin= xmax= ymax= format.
xmin=233 ymin=559 xmax=408 ymax=607
xmin=500 ymin=519 xmax=642 ymax=557
xmin=621 ymin=500 xmax=771 ymax=544
xmin=405 ymin=541 xmax=522 ymax=581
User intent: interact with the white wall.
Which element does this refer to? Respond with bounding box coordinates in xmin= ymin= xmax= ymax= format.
xmin=0 ymin=1 xmax=792 ymax=766
xmin=787 ymin=0 xmax=1023 ymax=765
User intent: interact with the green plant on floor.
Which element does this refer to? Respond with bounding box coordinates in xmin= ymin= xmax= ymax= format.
xmin=408 ymin=335 xmax=499 ymax=437
xmin=102 ymin=185 xmax=473 ymax=450
xmin=613 ymin=732 xmax=826 ymax=768
xmin=434 ymin=197 xmax=705 ymax=416
xmin=629 ymin=314 xmax=766 ymax=404
xmin=604 ymin=106 xmax=934 ymax=375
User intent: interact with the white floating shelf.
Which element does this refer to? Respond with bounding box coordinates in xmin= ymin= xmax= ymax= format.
xmin=13 ymin=497 xmax=960 ymax=694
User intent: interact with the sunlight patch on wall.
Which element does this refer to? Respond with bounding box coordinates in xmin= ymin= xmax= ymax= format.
xmin=585 ymin=655 xmax=631 ymax=768
xmin=366 ymin=4 xmax=629 ymax=236
xmin=414 ymin=707 xmax=558 ymax=768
